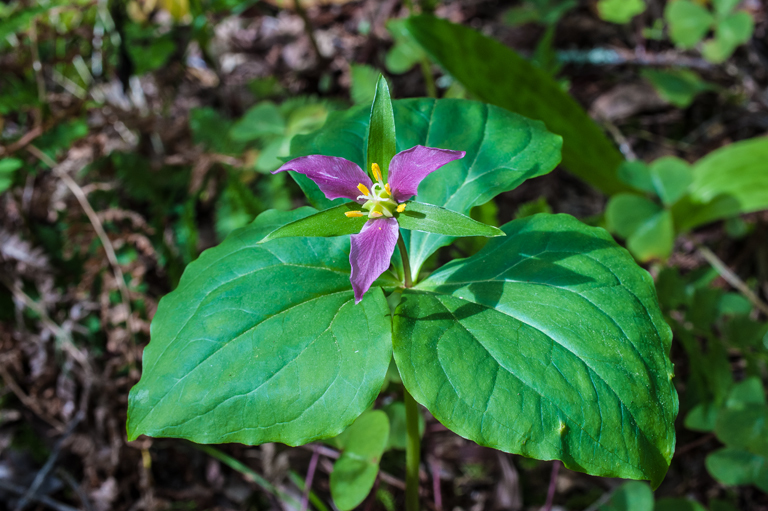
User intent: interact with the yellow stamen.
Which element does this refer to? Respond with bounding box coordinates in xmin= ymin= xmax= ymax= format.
xmin=396 ymin=203 xmax=406 ymax=213
xmin=385 ymin=183 xmax=391 ymax=194
xmin=357 ymin=183 xmax=370 ymax=196
xmin=345 ymin=211 xmax=364 ymax=218
xmin=372 ymin=163 xmax=382 ymax=182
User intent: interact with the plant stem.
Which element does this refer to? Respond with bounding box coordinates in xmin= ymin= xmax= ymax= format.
xmin=420 ymin=59 xmax=437 ymax=98
xmin=397 ymin=234 xmax=413 ymax=288
xmin=693 ymin=240 xmax=768 ymax=317
xmin=397 ymin=233 xmax=419 ymax=510
xmin=404 ymin=389 xmax=421 ymax=511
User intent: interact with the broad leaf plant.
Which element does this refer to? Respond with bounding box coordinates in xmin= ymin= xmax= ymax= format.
xmin=128 ymin=76 xmax=678 ymax=509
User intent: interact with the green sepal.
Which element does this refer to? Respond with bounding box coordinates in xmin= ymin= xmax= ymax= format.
xmin=367 ymin=75 xmax=397 ymax=182
xmin=260 ymin=203 xmax=367 ymax=243
xmin=398 ymin=201 xmax=504 ymax=238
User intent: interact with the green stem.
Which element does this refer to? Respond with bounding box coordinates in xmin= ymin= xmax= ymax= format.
xmin=397 ymin=234 xmax=413 ymax=288
xmin=396 ymin=233 xmax=419 ymax=509
xmin=419 ymin=58 xmax=437 ymax=98
xmin=404 ymin=389 xmax=421 ymax=511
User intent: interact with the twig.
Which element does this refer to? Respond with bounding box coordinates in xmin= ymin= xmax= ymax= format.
xmin=599 ymin=116 xmax=637 ymax=161
xmin=26 ymin=145 xmax=137 ymax=367
xmin=56 ymin=468 xmax=95 ymax=511
xmin=0 ymin=274 xmax=89 ymax=368
xmin=15 ymin=412 xmax=84 ymax=511
xmin=300 ymin=443 xmax=340 ymax=459
xmin=300 ymin=446 xmax=320 ymax=511
xmin=428 ymin=456 xmax=442 ymax=511
xmin=583 ymin=490 xmax=614 ymax=511
xmin=541 ymin=460 xmax=560 ymax=511
xmin=693 ymin=240 xmax=768 ymax=317
xmin=0 ymin=480 xmax=80 ymax=511
xmin=0 ymin=362 xmax=64 ymax=430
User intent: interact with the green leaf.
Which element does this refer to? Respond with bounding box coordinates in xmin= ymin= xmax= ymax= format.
xmin=289 ymin=98 xmax=562 ymax=276
xmin=350 ymin=64 xmax=381 ymax=105
xmin=665 ymin=1 xmax=714 ymax=49
xmin=401 ymin=15 xmax=627 ymax=195
xmin=618 ymin=161 xmax=655 ymax=194
xmin=260 ymin=204 xmax=367 ymax=242
xmin=398 ymin=202 xmax=504 ymax=238
xmin=367 ymin=75 xmax=396 ymax=182
xmin=330 ymin=411 xmax=390 ymax=511
xmin=229 ymin=102 xmax=286 ymax=142
xmin=606 ymin=194 xmax=662 ymax=239
xmin=675 ymin=137 xmax=768 ymax=231
xmin=0 ymin=157 xmax=23 ymax=193
xmin=127 ymin=209 xmax=393 ymax=445
xmin=392 ymin=214 xmax=677 ymax=487
xmin=706 ymin=448 xmax=768 ymax=491
xmin=715 ymin=406 xmax=768 ymax=457
xmin=597 ymin=0 xmax=646 ymax=24
xmin=725 ymin=377 xmax=765 ymax=408
xmin=712 ymin=0 xmax=740 ymax=16
xmin=716 ymin=11 xmax=754 ymax=48
xmin=654 ymin=499 xmax=707 ymax=511
xmin=385 ymin=19 xmax=426 ymax=75
xmin=649 ymin=157 xmax=693 ymax=206
xmin=627 ymin=209 xmax=674 ymax=262
xmin=684 ymin=402 xmax=719 ymax=432
xmin=641 ymin=69 xmax=714 ymax=108
xmin=599 ymin=481 xmax=654 ymax=511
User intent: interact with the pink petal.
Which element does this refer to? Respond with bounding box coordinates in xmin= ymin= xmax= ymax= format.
xmin=273 ymin=155 xmax=372 ymax=202
xmin=387 ymin=146 xmax=466 ymax=203
xmin=350 ymin=218 xmax=399 ymax=304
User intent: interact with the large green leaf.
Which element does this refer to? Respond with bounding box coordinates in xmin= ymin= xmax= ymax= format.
xmin=392 ymin=214 xmax=677 ymax=487
xmin=673 ymin=137 xmax=768 ymax=231
xmin=289 ymin=98 xmax=562 ymax=276
xmin=401 ymin=15 xmax=627 ymax=195
xmin=127 ymin=209 xmax=392 ymax=445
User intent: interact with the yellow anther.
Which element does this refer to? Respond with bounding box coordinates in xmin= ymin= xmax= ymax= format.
xmin=357 ymin=183 xmax=370 ymax=196
xmin=371 ymin=163 xmax=382 ymax=182
xmin=345 ymin=211 xmax=364 ymax=218
xmin=385 ymin=183 xmax=391 ymax=194
xmin=396 ymin=203 xmax=406 ymax=213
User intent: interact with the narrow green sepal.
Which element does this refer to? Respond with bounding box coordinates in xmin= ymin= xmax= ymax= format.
xmin=366 ymin=75 xmax=397 ymax=183
xmin=397 ymin=202 xmax=505 ymax=238
xmin=260 ymin=204 xmax=367 ymax=243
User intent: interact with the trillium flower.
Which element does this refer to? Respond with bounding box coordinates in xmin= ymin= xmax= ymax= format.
xmin=274 ymin=145 xmax=465 ymax=303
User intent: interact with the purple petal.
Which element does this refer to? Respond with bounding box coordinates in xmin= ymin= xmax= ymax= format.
xmin=349 ymin=218 xmax=399 ymax=304
xmin=387 ymin=146 xmax=466 ymax=203
xmin=273 ymin=155 xmax=372 ymax=202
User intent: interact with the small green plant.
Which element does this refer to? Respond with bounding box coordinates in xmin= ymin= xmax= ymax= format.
xmin=606 ymin=138 xmax=768 ymax=262
xmin=127 ymin=77 xmax=678 ymax=509
xmin=665 ymin=0 xmax=754 ymax=63
xmin=641 ymin=68 xmax=716 ymax=108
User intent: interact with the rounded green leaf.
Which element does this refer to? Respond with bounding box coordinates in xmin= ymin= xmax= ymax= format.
xmin=626 ymin=209 xmax=674 ymax=262
xmin=290 ymin=98 xmax=562 ymax=276
xmin=665 ymin=1 xmax=715 ymax=49
xmin=649 ymin=157 xmax=693 ymax=206
xmin=599 ymin=481 xmax=653 ymax=511
xmin=706 ymin=447 xmax=768 ymax=489
xmin=127 ymin=209 xmax=393 ymax=445
xmin=597 ymin=0 xmax=646 ymax=24
xmin=393 ymin=214 xmax=677 ymax=487
xmin=606 ymin=194 xmax=662 ymax=239
xmin=330 ymin=411 xmax=390 ymax=511
xmin=674 ymin=137 xmax=768 ymax=231
xmin=641 ymin=69 xmax=715 ymax=109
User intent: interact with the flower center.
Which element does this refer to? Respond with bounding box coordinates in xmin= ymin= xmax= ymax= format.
xmin=344 ymin=163 xmax=406 ymax=219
